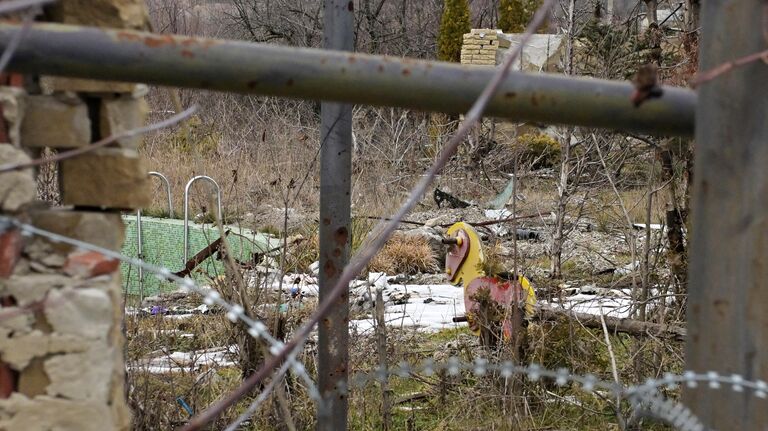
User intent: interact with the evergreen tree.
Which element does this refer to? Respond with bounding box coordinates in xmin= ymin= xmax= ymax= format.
xmin=499 ymin=0 xmax=542 ymax=33
xmin=437 ymin=0 xmax=471 ymax=62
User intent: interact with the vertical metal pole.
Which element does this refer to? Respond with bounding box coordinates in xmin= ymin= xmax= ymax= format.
xmin=684 ymin=0 xmax=768 ymax=428
xmin=136 ymin=208 xmax=144 ymax=303
xmin=317 ymin=0 xmax=353 ymax=429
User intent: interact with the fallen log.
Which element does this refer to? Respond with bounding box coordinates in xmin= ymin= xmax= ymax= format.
xmin=532 ymin=305 xmax=686 ymax=341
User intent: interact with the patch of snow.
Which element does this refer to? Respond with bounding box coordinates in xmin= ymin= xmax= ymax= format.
xmin=131 ymin=346 xmax=238 ymax=373
xmin=484 ymin=208 xmax=513 ymax=236
xmin=351 ymin=283 xmax=465 ymax=333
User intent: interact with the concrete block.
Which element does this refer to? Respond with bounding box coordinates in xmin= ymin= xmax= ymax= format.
xmin=100 ymin=95 xmax=148 ymax=148
xmin=60 ymin=148 xmax=151 ymax=210
xmin=29 ymin=209 xmax=125 ymax=255
xmin=47 ymin=0 xmax=149 ymax=30
xmin=0 ymin=229 xmax=22 ymax=277
xmin=21 ymin=95 xmax=90 ymax=149
xmin=44 ymin=288 xmax=112 ymax=340
xmin=0 ymin=87 xmax=25 ymax=146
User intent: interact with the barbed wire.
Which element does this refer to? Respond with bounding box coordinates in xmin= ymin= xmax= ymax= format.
xmin=337 ymin=358 xmax=765 ymax=430
xmin=0 ymin=215 xmax=320 ymax=402
xmin=182 ymin=0 xmax=562 ymax=428
xmin=4 ymin=215 xmax=767 ymax=430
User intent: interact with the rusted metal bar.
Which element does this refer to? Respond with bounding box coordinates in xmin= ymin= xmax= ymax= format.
xmin=684 ymin=0 xmax=768 ymax=427
xmin=317 ymin=1 xmax=353 ymax=429
xmin=0 ymin=23 xmax=695 ymax=136
xmin=173 ymin=231 xmax=229 ymax=278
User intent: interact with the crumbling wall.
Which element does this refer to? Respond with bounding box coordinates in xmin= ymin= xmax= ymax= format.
xmin=0 ymin=1 xmax=151 ymax=429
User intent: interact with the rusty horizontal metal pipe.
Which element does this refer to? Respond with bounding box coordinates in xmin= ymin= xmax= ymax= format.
xmin=0 ymin=23 xmax=695 ymax=136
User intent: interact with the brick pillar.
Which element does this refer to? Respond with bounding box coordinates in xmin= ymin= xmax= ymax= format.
xmin=459 ymin=29 xmax=511 ymax=152
xmin=460 ymin=29 xmax=510 ymax=66
xmin=0 ymin=1 xmax=150 ymax=429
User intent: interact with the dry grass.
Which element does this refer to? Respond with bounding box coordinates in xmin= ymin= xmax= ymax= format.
xmin=368 ymin=233 xmax=437 ymax=275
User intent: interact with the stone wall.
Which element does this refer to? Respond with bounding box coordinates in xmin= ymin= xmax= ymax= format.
xmin=0 ymin=0 xmax=151 ymax=429
xmin=460 ymin=29 xmax=510 ymax=66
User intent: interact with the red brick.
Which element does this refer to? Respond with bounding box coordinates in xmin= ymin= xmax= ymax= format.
xmin=63 ymin=251 xmax=120 ymax=278
xmin=0 ymin=229 xmax=22 ymax=278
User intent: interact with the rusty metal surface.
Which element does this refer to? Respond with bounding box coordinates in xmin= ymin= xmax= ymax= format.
xmin=316 ymin=1 xmax=353 ymax=429
xmin=683 ymin=0 xmax=768 ymax=427
xmin=445 ymin=229 xmax=469 ymax=282
xmin=0 ymin=23 xmax=695 ymax=136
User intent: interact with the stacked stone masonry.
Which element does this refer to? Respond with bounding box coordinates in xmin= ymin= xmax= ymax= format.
xmin=460 ymin=29 xmax=509 ymax=66
xmin=0 ymin=0 xmax=152 ymax=429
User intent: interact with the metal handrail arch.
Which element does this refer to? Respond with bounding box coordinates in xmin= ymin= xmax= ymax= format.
xmin=183 ymin=176 xmax=223 ymax=263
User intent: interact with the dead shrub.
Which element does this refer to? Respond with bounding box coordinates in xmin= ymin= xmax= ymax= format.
xmin=368 ymin=233 xmax=437 ymax=275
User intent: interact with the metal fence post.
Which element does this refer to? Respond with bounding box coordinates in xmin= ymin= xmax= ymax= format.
xmin=317 ymin=0 xmax=353 ymax=429
xmin=684 ymin=0 xmax=768 ymax=428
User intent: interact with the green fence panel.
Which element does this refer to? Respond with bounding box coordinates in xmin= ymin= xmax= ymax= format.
xmin=121 ymin=216 xmax=275 ymax=296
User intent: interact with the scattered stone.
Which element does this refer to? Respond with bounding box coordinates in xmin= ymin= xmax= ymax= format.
xmin=309 ymin=260 xmax=320 ymax=277
xmin=388 ymin=291 xmax=411 ymax=305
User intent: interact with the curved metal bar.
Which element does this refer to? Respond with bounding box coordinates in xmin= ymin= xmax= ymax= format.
xmin=137 ymin=171 xmax=175 ymax=304
xmin=149 ymin=171 xmax=173 ymax=218
xmin=183 ymin=176 xmax=223 ymax=263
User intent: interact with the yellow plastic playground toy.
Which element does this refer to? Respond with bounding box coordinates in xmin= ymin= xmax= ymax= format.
xmin=444 ymin=222 xmax=536 ymax=347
